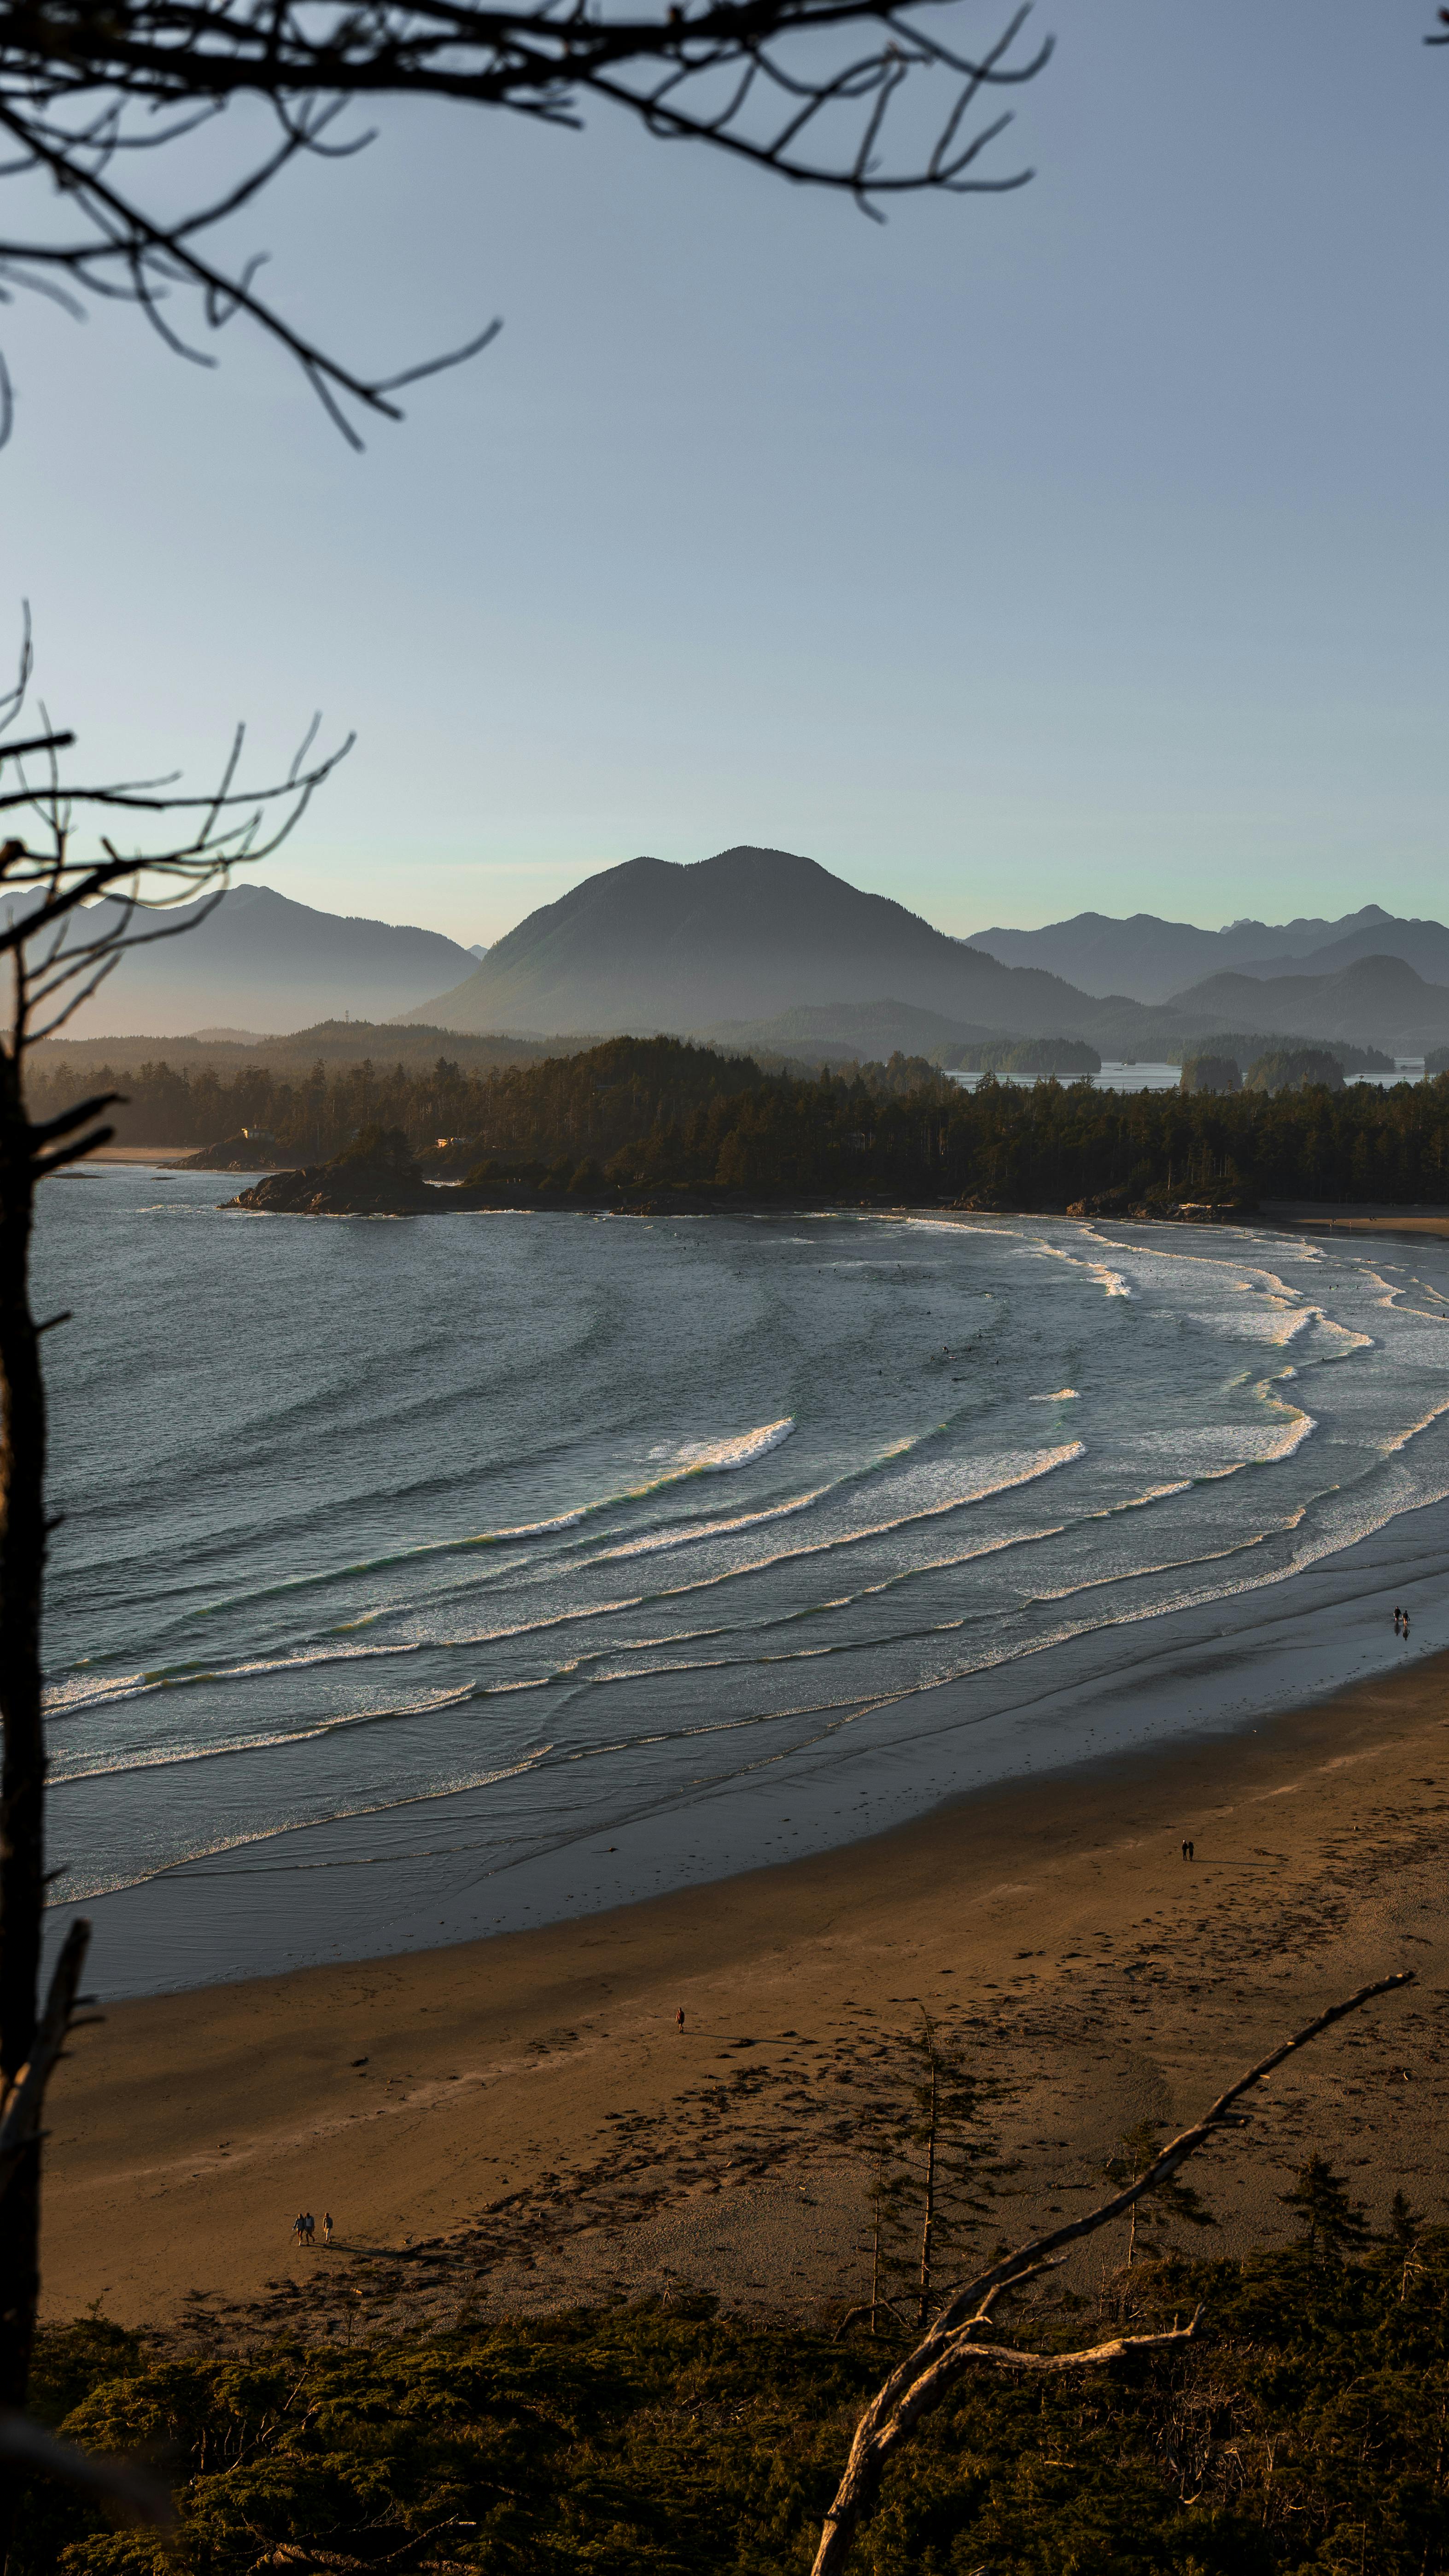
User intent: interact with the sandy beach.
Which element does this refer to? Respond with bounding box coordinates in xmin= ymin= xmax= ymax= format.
xmin=42 ymin=1641 xmax=1449 ymax=2347
xmin=83 ymin=1145 xmax=201 ymax=1166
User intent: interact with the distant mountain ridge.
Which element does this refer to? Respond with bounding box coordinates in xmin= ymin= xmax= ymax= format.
xmin=969 ymin=904 xmax=1449 ymax=1003
xmin=1166 ymin=953 xmax=1449 ymax=1050
xmin=43 ymin=884 xmax=478 ymax=1037
xmin=405 ymin=847 xmax=1449 ymax=1057
xmin=34 ymin=845 xmax=1449 ymax=1060
xmin=402 ymin=846 xmax=1122 ymax=1041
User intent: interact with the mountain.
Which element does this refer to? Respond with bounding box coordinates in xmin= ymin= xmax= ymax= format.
xmin=1228 ymin=914 xmax=1449 ymax=986
xmin=47 ymin=885 xmax=478 ymax=1037
xmin=1168 ymin=954 xmax=1449 ymax=1050
xmin=698 ymin=999 xmax=1003 ymax=1061
xmin=403 ymin=847 xmax=1126 ymax=1042
xmin=31 ymin=1021 xmax=561 ymax=1079
xmin=968 ymin=905 xmax=1448 ymax=1003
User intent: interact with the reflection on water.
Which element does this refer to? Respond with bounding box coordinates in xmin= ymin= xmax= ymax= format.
xmin=946 ymin=1061 xmax=1428 ymax=1095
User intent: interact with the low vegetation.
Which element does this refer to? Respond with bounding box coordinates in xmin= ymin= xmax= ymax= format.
xmin=17 ymin=2183 xmax=1449 ymax=2574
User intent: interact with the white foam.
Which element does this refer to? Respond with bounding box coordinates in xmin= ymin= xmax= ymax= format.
xmin=672 ymin=1418 xmax=795 ymax=1472
xmin=1258 ymin=1408 xmax=1317 ymax=1461
xmin=593 ymin=1486 xmax=831 ymax=1563
xmin=1030 ymin=1388 xmax=1079 ymax=1401
xmin=1378 ymin=1396 xmax=1449 ymax=1457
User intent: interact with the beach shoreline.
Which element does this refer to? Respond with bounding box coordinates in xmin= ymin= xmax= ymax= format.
xmin=42 ymin=1637 xmax=1449 ymax=2338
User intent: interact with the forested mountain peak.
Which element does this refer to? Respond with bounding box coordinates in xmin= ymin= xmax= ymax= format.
xmin=402 ymin=845 xmax=1110 ymax=1041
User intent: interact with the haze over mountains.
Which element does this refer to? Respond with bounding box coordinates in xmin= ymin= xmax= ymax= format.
xmin=46 ymin=885 xmax=477 ymax=1036
xmin=404 ymin=848 xmax=1102 ymax=1042
xmin=407 ymin=848 xmax=1449 ymax=1057
xmin=43 ymin=845 xmax=1449 ymax=1061
xmin=970 ymin=905 xmax=1449 ymax=1003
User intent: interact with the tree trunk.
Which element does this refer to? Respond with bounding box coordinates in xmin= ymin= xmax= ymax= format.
xmin=0 ymin=1057 xmax=44 ymax=2465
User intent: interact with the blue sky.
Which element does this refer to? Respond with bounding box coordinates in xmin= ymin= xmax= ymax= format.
xmin=3 ymin=0 xmax=1445 ymax=948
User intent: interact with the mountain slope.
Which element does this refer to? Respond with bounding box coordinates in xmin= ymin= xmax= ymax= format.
xmin=404 ymin=846 xmax=1127 ymax=1040
xmin=968 ymin=904 xmax=1439 ymax=1003
xmin=697 ymin=1000 xmax=1003 ymax=1060
xmin=1228 ymin=914 xmax=1449 ymax=986
xmin=1169 ymin=953 xmax=1449 ymax=1048
xmin=52 ymin=885 xmax=478 ymax=1036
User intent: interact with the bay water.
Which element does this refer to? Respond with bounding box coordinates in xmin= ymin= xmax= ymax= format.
xmin=35 ymin=1169 xmax=1449 ymax=1993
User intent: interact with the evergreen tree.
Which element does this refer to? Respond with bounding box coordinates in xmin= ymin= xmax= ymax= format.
xmin=1281 ymin=2153 xmax=1371 ymax=2262
xmin=1102 ymin=2117 xmax=1217 ymax=2265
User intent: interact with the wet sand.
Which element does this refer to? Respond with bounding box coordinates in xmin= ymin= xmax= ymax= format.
xmin=43 ymin=1640 xmax=1449 ymax=2342
xmin=1261 ymin=1199 xmax=1449 ymax=1241
xmin=83 ymin=1145 xmax=199 ymax=1166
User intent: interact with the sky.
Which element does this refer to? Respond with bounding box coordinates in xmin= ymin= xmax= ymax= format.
xmin=2 ymin=0 xmax=1446 ymax=950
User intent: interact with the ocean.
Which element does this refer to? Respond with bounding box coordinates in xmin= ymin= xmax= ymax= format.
xmin=35 ymin=1168 xmax=1449 ymax=1995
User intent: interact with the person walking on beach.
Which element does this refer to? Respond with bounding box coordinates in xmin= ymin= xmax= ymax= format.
xmin=1181 ymin=1840 xmax=1189 ymax=1861
xmin=676 ymin=2006 xmax=685 ymax=2031
xmin=322 ymin=2212 xmax=334 ymax=2247
xmin=303 ymin=2212 xmax=316 ymax=2247
xmin=1187 ymin=1840 xmax=1194 ymax=1860
xmin=292 ymin=2212 xmax=307 ymax=2251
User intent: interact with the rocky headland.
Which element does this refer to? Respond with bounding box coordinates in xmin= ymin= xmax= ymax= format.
xmin=224 ymin=1127 xmax=443 ymax=1215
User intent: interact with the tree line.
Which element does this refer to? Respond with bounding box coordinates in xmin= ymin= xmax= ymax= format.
xmin=454 ymin=1046 xmax=1449 ymax=1209
xmin=31 ymin=1034 xmax=1449 ymax=1207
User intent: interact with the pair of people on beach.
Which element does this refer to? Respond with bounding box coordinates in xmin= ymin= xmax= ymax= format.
xmin=292 ymin=2211 xmax=333 ymax=2248
xmin=1180 ymin=1839 xmax=1194 ymax=1860
xmin=1394 ymin=1604 xmax=1411 ymax=1637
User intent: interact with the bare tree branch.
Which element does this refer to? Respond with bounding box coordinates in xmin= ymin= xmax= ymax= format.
xmin=0 ymin=1915 xmax=89 ymax=2200
xmin=0 ymin=0 xmax=1053 ymax=440
xmin=0 ymin=616 xmax=344 ymax=2542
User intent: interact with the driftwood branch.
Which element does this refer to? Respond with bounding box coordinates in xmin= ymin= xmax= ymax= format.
xmin=809 ymin=1970 xmax=1414 ymax=2576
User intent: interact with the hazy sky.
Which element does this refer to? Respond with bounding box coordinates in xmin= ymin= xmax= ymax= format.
xmin=4 ymin=1 xmax=1445 ymax=949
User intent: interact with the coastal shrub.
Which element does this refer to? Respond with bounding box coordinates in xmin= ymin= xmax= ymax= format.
xmin=20 ymin=2220 xmax=1449 ymax=2575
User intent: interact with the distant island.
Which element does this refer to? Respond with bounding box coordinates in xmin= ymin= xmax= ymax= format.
xmin=174 ymin=1034 xmax=1449 ymax=1222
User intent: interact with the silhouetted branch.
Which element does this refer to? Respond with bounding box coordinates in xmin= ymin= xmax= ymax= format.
xmin=0 ymin=1919 xmax=89 ymax=2200
xmin=0 ymin=614 xmax=350 ymax=1050
xmin=0 ymin=0 xmax=1052 ymax=439
xmin=0 ymin=617 xmax=343 ymax=2515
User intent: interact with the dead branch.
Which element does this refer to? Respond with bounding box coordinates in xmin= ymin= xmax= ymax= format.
xmin=0 ymin=0 xmax=1052 ymax=440
xmin=0 ymin=615 xmax=342 ymax=2541
xmin=258 ymin=2520 xmax=474 ymax=2569
xmin=810 ymin=1970 xmax=1414 ymax=2576
xmin=0 ymin=1917 xmax=89 ymax=2200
